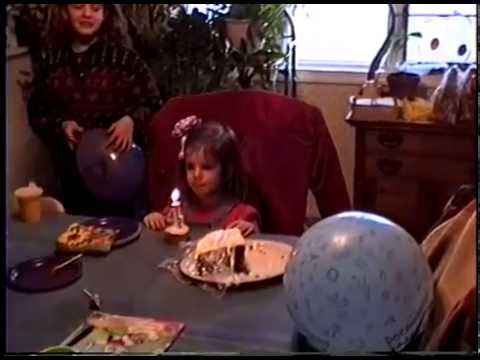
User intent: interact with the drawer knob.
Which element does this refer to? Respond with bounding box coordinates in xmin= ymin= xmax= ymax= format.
xmin=377 ymin=158 xmax=403 ymax=176
xmin=377 ymin=133 xmax=403 ymax=149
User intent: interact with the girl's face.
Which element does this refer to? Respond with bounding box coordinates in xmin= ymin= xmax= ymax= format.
xmin=185 ymin=147 xmax=222 ymax=200
xmin=67 ymin=4 xmax=105 ymax=39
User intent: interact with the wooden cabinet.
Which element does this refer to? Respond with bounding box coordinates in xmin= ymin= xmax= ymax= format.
xmin=347 ymin=117 xmax=474 ymax=242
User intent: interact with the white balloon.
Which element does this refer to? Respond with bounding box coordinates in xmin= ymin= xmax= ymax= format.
xmin=283 ymin=211 xmax=434 ymax=354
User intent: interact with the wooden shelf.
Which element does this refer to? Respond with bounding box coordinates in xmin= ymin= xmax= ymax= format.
xmin=346 ymin=108 xmax=474 ymax=242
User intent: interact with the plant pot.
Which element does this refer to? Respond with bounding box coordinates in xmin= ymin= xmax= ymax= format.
xmin=225 ymin=18 xmax=251 ymax=49
xmin=387 ymin=72 xmax=420 ymax=99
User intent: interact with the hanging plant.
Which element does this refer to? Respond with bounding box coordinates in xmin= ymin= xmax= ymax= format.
xmin=383 ymin=31 xmax=423 ymax=72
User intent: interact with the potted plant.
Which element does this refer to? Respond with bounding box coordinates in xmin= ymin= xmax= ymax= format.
xmin=7 ymin=4 xmax=58 ymax=50
xmin=383 ymin=31 xmax=423 ymax=98
xmin=224 ymin=4 xmax=260 ymax=49
xmin=125 ymin=5 xmax=235 ymax=101
xmin=122 ymin=4 xmax=170 ymax=59
xmin=224 ymin=4 xmax=294 ymax=50
xmin=383 ymin=31 xmax=422 ymax=72
xmin=222 ymin=4 xmax=295 ymax=89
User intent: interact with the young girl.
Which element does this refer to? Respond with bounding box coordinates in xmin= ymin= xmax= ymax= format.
xmin=27 ymin=4 xmax=160 ymax=217
xmin=144 ymin=116 xmax=260 ymax=237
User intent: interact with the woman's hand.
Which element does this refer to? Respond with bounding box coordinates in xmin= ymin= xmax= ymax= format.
xmin=226 ymin=220 xmax=258 ymax=237
xmin=107 ymin=115 xmax=134 ymax=153
xmin=62 ymin=120 xmax=84 ymax=149
xmin=143 ymin=212 xmax=167 ymax=231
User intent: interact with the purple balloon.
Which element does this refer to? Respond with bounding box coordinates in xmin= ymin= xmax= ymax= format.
xmin=76 ymin=129 xmax=145 ymax=205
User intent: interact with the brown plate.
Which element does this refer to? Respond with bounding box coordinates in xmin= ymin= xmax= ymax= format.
xmin=179 ymin=240 xmax=293 ymax=286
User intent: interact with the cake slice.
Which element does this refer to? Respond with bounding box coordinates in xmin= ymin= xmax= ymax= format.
xmin=194 ymin=228 xmax=249 ymax=276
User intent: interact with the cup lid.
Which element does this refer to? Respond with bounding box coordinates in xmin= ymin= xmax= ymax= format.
xmin=14 ymin=181 xmax=43 ymax=198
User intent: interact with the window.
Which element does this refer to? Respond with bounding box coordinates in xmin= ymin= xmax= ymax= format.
xmin=183 ymin=4 xmax=477 ymax=72
xmin=293 ymin=4 xmax=390 ymax=71
xmin=406 ymin=4 xmax=476 ymax=64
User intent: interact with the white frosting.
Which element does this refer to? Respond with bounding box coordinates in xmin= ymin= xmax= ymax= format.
xmin=195 ymin=228 xmax=245 ymax=256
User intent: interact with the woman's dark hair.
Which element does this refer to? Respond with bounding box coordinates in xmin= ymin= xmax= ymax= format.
xmin=50 ymin=4 xmax=131 ymax=48
xmin=178 ymin=121 xmax=247 ymax=204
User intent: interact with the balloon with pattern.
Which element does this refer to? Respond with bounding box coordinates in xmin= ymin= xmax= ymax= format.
xmin=76 ymin=129 xmax=145 ymax=206
xmin=283 ymin=211 xmax=434 ymax=354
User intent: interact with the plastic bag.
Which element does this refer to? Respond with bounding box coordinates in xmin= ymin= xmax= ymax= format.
xmin=430 ymin=66 xmax=461 ymax=125
xmin=157 ymin=242 xmax=228 ymax=298
xmin=457 ymin=65 xmax=476 ymax=127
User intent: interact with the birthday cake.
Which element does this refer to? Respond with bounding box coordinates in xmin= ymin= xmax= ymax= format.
xmin=193 ymin=228 xmax=249 ymax=276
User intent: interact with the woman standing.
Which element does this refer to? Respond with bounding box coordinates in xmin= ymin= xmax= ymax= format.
xmin=27 ymin=4 xmax=161 ymax=217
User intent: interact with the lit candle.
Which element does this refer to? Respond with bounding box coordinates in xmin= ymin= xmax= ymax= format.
xmin=164 ymin=187 xmax=190 ymax=241
xmin=170 ymin=188 xmax=181 ymax=207
xmin=170 ymin=188 xmax=182 ymax=227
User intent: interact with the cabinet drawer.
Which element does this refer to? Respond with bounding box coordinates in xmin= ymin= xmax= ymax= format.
xmin=365 ymin=155 xmax=473 ymax=183
xmin=365 ymin=130 xmax=473 ymax=158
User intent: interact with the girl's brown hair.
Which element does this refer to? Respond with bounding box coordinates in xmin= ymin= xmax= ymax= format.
xmin=178 ymin=121 xmax=247 ymax=204
xmin=50 ymin=4 xmax=130 ymax=48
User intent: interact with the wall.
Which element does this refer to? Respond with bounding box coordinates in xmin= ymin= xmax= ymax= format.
xmin=296 ymin=71 xmax=364 ymax=218
xmin=6 ymin=49 xmax=60 ymax=212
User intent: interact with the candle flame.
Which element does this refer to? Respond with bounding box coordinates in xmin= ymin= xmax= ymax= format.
xmin=171 ymin=188 xmax=180 ymax=202
xmin=109 ymin=152 xmax=117 ymax=161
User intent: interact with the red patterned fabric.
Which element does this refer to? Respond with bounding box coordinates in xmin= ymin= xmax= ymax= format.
xmin=222 ymin=203 xmax=261 ymax=229
xmin=147 ymin=90 xmax=351 ymax=235
xmin=27 ymin=39 xmax=161 ymax=148
xmin=26 ymin=39 xmax=161 ymax=216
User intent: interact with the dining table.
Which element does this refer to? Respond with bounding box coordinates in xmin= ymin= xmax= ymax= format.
xmin=6 ymin=213 xmax=306 ymax=354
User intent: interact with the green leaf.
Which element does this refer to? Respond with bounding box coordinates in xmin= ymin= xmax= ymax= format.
xmin=408 ymin=32 xmax=422 ymax=38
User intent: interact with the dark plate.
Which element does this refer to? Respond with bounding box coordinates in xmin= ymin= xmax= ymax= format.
xmin=80 ymin=217 xmax=142 ymax=248
xmin=7 ymin=254 xmax=83 ymax=293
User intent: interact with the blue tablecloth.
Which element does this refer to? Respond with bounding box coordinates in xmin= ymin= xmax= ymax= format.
xmin=6 ymin=214 xmax=300 ymax=354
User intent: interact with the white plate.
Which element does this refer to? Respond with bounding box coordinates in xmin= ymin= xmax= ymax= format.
xmin=179 ymin=240 xmax=293 ymax=286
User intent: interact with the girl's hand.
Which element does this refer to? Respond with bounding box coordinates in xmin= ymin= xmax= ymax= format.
xmin=62 ymin=120 xmax=84 ymax=149
xmin=143 ymin=212 xmax=166 ymax=231
xmin=226 ymin=220 xmax=257 ymax=237
xmin=163 ymin=207 xmax=178 ymax=226
xmin=107 ymin=115 xmax=134 ymax=153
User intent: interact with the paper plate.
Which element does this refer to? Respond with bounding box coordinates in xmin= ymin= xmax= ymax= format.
xmin=179 ymin=240 xmax=293 ymax=286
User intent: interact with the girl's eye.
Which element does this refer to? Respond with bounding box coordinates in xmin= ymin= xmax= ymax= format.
xmin=186 ymin=164 xmax=194 ymax=171
xmin=202 ymin=165 xmax=213 ymax=171
xmin=91 ymin=4 xmax=103 ymax=12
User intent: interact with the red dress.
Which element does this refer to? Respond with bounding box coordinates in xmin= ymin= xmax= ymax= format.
xmin=163 ymin=202 xmax=261 ymax=230
xmin=147 ymin=90 xmax=351 ymax=235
